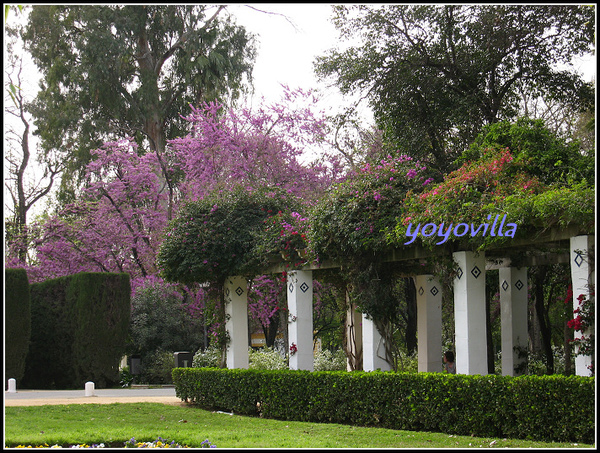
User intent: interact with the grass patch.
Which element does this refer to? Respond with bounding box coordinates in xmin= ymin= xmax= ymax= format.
xmin=4 ymin=403 xmax=593 ymax=448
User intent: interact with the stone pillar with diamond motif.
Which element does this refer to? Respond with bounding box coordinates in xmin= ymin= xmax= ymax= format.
xmin=416 ymin=275 xmax=442 ymax=372
xmin=453 ymin=251 xmax=488 ymax=375
xmin=225 ymin=276 xmax=249 ymax=369
xmin=499 ymin=267 xmax=528 ymax=376
xmin=287 ymin=270 xmax=314 ymax=370
xmin=570 ymin=235 xmax=594 ymax=376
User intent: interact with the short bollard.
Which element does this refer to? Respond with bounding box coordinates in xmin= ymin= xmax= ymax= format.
xmin=8 ymin=378 xmax=17 ymax=393
xmin=85 ymin=381 xmax=95 ymax=397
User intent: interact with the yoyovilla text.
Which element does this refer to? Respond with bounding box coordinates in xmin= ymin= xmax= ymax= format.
xmin=404 ymin=214 xmax=517 ymax=245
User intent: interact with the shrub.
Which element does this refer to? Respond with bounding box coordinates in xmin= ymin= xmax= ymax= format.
xmin=69 ymin=273 xmax=131 ymax=388
xmin=23 ymin=276 xmax=74 ymax=389
xmin=5 ymin=268 xmax=31 ymax=386
xmin=140 ymin=350 xmax=176 ymax=384
xmin=248 ymin=347 xmax=288 ymax=370
xmin=22 ymin=272 xmax=130 ymax=389
xmin=172 ymin=368 xmax=594 ymax=443
xmin=193 ymin=345 xmax=221 ymax=368
xmin=127 ymin=278 xmax=206 ymax=372
xmin=313 ymin=349 xmax=346 ymax=371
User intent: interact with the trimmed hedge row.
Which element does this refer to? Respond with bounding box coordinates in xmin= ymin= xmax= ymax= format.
xmin=172 ymin=368 xmax=595 ymax=443
xmin=22 ymin=272 xmax=131 ymax=389
xmin=5 ymin=268 xmax=32 ymax=387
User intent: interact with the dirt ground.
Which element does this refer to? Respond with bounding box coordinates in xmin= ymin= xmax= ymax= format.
xmin=4 ymin=396 xmax=188 ymax=407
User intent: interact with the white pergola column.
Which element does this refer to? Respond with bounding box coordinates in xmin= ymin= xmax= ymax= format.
xmin=499 ymin=267 xmax=528 ymax=376
xmin=225 ymin=276 xmax=249 ymax=369
xmin=362 ymin=314 xmax=392 ymax=371
xmin=416 ymin=275 xmax=442 ymax=372
xmin=453 ymin=251 xmax=488 ymax=375
xmin=570 ymin=235 xmax=595 ymax=376
xmin=287 ymin=270 xmax=314 ymax=371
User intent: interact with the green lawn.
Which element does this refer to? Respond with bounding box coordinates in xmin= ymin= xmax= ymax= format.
xmin=4 ymin=403 xmax=593 ymax=448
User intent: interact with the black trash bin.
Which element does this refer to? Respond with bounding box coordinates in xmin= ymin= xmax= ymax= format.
xmin=174 ymin=351 xmax=193 ymax=368
xmin=129 ymin=355 xmax=141 ymax=375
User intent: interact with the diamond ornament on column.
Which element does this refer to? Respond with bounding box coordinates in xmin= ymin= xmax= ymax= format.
xmin=574 ymin=251 xmax=584 ymax=268
xmin=515 ymin=279 xmax=524 ymax=291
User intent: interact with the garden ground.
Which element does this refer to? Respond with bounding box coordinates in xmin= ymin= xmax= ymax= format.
xmin=4 ymin=389 xmax=594 ymax=449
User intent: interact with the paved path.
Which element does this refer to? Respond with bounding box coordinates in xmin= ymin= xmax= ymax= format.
xmin=4 ymin=387 xmax=185 ymax=407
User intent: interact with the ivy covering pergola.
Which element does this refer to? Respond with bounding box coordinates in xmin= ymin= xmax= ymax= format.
xmin=158 ymin=120 xmax=595 ymax=376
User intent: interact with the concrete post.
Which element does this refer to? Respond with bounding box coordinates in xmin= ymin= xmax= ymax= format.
xmin=570 ymin=235 xmax=595 ymax=376
xmin=362 ymin=314 xmax=392 ymax=371
xmin=85 ymin=381 xmax=95 ymax=397
xmin=7 ymin=378 xmax=17 ymax=393
xmin=225 ymin=276 xmax=249 ymax=369
xmin=453 ymin=251 xmax=488 ymax=375
xmin=499 ymin=267 xmax=528 ymax=376
xmin=287 ymin=270 xmax=313 ymax=371
xmin=416 ymin=275 xmax=443 ymax=372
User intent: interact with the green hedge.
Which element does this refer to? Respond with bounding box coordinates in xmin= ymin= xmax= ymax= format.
xmin=5 ymin=268 xmax=32 ymax=386
xmin=172 ymin=368 xmax=595 ymax=443
xmin=68 ymin=272 xmax=131 ymax=388
xmin=22 ymin=272 xmax=130 ymax=389
xmin=23 ymin=276 xmax=74 ymax=389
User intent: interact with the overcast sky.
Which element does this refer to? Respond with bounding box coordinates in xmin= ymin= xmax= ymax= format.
xmin=230 ymin=4 xmax=372 ymax=120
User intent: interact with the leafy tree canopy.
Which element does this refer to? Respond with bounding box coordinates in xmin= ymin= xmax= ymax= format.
xmin=22 ymin=5 xmax=256 ymax=202
xmin=458 ymin=118 xmax=595 ymax=186
xmin=158 ymin=186 xmax=302 ymax=287
xmin=316 ymin=4 xmax=595 ymax=175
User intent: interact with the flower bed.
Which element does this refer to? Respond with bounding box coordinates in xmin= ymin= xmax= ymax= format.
xmin=12 ymin=437 xmax=216 ymax=448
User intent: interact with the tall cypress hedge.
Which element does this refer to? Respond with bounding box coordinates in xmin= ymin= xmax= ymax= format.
xmin=22 ymin=276 xmax=73 ymax=389
xmin=68 ymin=273 xmax=131 ymax=388
xmin=5 ymin=268 xmax=32 ymax=387
xmin=22 ymin=272 xmax=130 ymax=389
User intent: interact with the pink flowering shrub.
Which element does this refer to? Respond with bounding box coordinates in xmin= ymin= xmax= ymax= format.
xmin=309 ymin=154 xmax=431 ymax=260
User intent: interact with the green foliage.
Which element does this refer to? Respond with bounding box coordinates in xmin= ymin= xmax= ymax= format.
xmin=158 ymin=186 xmax=300 ymax=286
xmin=139 ymin=350 xmax=176 ymax=385
xmin=68 ymin=273 xmax=131 ymax=388
xmin=127 ymin=281 xmax=206 ymax=367
xmin=308 ymin=156 xmax=430 ymax=358
xmin=22 ymin=273 xmax=130 ymax=389
xmin=316 ymin=5 xmax=595 ymax=173
xmin=193 ymin=345 xmax=221 ymax=368
xmin=313 ymin=349 xmax=347 ymax=371
xmin=23 ymin=277 xmax=74 ymax=389
xmin=309 ymin=155 xmax=430 ymax=262
xmin=501 ymin=181 xmax=595 ymax=232
xmin=248 ymin=347 xmax=288 ymax=370
xmin=391 ymin=144 xmax=594 ymax=250
xmin=458 ymin=118 xmax=595 ymax=185
xmin=5 ymin=268 xmax=31 ymax=385
xmin=173 ymin=368 xmax=595 ymax=443
xmin=22 ymin=5 xmax=256 ymax=199
xmin=119 ymin=366 xmax=134 ymax=388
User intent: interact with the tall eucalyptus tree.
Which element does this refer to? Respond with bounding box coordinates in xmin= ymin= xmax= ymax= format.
xmin=23 ymin=5 xmax=256 ymax=207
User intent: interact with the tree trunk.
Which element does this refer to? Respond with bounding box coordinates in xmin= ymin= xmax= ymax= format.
xmin=404 ymin=277 xmax=418 ymax=355
xmin=533 ymin=267 xmax=554 ymax=374
xmin=263 ymin=310 xmax=280 ymax=348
